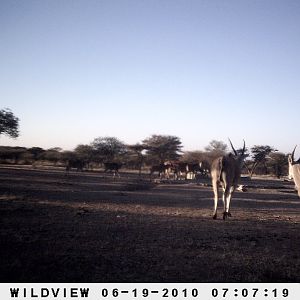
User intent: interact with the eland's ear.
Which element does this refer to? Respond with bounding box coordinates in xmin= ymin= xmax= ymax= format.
xmin=288 ymin=155 xmax=293 ymax=164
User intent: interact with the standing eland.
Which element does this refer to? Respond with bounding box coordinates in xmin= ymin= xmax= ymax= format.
xmin=103 ymin=162 xmax=122 ymax=178
xmin=211 ymin=139 xmax=246 ymax=220
xmin=288 ymin=145 xmax=300 ymax=197
xmin=150 ymin=162 xmax=172 ymax=180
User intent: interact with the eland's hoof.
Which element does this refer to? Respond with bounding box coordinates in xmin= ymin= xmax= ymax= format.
xmin=223 ymin=212 xmax=230 ymax=220
xmin=213 ymin=214 xmax=217 ymax=220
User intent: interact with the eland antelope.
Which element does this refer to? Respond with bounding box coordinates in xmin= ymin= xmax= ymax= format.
xmin=173 ymin=162 xmax=189 ymax=180
xmin=104 ymin=162 xmax=122 ymax=178
xmin=211 ymin=139 xmax=246 ymax=220
xmin=288 ymin=146 xmax=300 ymax=197
xmin=174 ymin=162 xmax=206 ymax=180
xmin=65 ymin=159 xmax=85 ymax=173
xmin=150 ymin=163 xmax=172 ymax=180
xmin=187 ymin=162 xmax=205 ymax=178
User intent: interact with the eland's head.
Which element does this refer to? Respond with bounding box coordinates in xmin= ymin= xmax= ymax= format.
xmin=228 ymin=138 xmax=246 ymax=166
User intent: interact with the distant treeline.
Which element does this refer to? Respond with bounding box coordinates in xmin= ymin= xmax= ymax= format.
xmin=0 ymin=135 xmax=289 ymax=178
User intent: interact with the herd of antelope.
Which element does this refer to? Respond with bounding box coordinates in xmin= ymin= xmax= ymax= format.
xmin=211 ymin=140 xmax=300 ymax=220
xmin=66 ymin=140 xmax=300 ymax=221
xmin=149 ymin=161 xmax=209 ymax=180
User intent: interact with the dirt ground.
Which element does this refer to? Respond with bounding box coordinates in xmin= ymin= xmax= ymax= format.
xmin=0 ymin=166 xmax=300 ymax=282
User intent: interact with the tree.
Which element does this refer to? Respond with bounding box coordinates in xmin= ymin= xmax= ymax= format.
xmin=180 ymin=150 xmax=207 ymax=163
xmin=142 ymin=134 xmax=183 ymax=164
xmin=205 ymin=140 xmax=227 ymax=156
xmin=27 ymin=147 xmax=45 ymax=162
xmin=0 ymin=146 xmax=27 ymax=164
xmin=74 ymin=144 xmax=94 ymax=169
xmin=204 ymin=140 xmax=228 ymax=164
xmin=42 ymin=148 xmax=63 ymax=165
xmin=267 ymin=152 xmax=288 ymax=178
xmin=91 ymin=137 xmax=127 ymax=162
xmin=127 ymin=143 xmax=146 ymax=176
xmin=249 ymin=145 xmax=277 ymax=177
xmin=61 ymin=150 xmax=77 ymax=164
xmin=0 ymin=108 xmax=19 ymax=138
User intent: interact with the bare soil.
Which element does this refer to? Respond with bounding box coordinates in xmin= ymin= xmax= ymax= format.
xmin=0 ymin=166 xmax=300 ymax=282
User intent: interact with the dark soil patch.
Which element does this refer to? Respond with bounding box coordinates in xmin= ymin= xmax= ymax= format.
xmin=0 ymin=167 xmax=299 ymax=282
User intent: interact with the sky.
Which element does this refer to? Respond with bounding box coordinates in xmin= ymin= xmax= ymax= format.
xmin=1 ymin=0 xmax=300 ymax=153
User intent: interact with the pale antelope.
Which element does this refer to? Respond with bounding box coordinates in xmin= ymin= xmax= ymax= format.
xmin=150 ymin=163 xmax=172 ymax=180
xmin=288 ymin=145 xmax=300 ymax=197
xmin=173 ymin=162 xmax=189 ymax=180
xmin=173 ymin=162 xmax=205 ymax=180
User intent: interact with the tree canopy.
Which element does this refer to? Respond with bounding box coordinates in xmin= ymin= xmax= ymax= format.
xmin=142 ymin=134 xmax=183 ymax=164
xmin=91 ymin=137 xmax=127 ymax=162
xmin=205 ymin=140 xmax=227 ymax=154
xmin=248 ymin=145 xmax=277 ymax=176
xmin=0 ymin=108 xmax=19 ymax=138
xmin=204 ymin=140 xmax=228 ymax=160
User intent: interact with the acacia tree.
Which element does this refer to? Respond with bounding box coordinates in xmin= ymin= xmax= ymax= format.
xmin=91 ymin=137 xmax=127 ymax=163
xmin=249 ymin=145 xmax=277 ymax=177
xmin=142 ymin=134 xmax=183 ymax=164
xmin=204 ymin=140 xmax=228 ymax=164
xmin=205 ymin=140 xmax=227 ymax=156
xmin=0 ymin=108 xmax=19 ymax=138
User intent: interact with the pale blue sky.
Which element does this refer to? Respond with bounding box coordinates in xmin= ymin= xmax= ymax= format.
xmin=1 ymin=0 xmax=300 ymax=153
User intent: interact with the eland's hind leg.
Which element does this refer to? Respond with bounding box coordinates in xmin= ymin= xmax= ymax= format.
xmin=223 ymin=185 xmax=231 ymax=220
xmin=226 ymin=186 xmax=235 ymax=217
xmin=212 ymin=180 xmax=219 ymax=219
